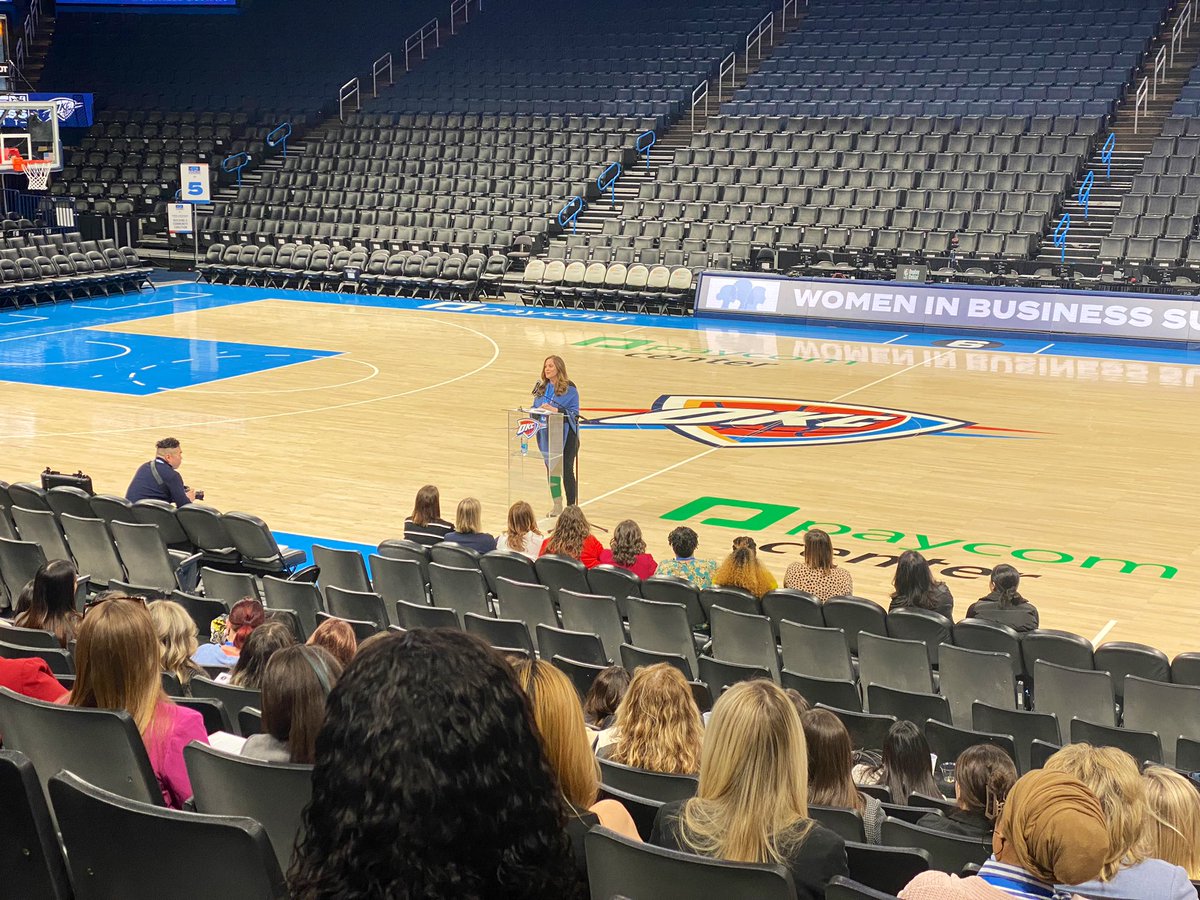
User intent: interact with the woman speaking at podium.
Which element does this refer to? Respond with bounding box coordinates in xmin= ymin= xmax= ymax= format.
xmin=531 ymin=354 xmax=580 ymax=511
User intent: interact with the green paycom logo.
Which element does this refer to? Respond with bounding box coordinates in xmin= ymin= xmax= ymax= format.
xmin=572 ymin=335 xmax=858 ymax=367
xmin=662 ymin=496 xmax=1180 ymax=580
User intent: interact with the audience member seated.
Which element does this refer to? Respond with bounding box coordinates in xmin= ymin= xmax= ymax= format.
xmin=289 ymin=630 xmax=582 ymax=898
xmin=583 ymin=665 xmax=630 ymax=733
xmin=854 ymin=720 xmax=939 ymax=803
xmin=221 ymin=619 xmax=294 ymax=687
xmin=499 ymin=500 xmax=544 ymax=558
xmin=651 ymin=680 xmax=848 ymax=900
xmin=889 ymin=550 xmax=954 ymax=620
xmin=305 ymin=616 xmax=357 ymax=668
xmin=1045 ymin=744 xmax=1197 ymax=900
xmin=241 ymin=644 xmax=342 ymax=764
xmin=125 ymin=437 xmax=197 ymax=507
xmin=784 ymin=688 xmax=811 ymax=717
xmin=0 ymin=656 xmax=68 ymax=702
xmin=444 ymin=497 xmax=499 ymax=554
xmin=898 ymin=769 xmax=1110 ymax=900
xmin=964 ymin=564 xmax=1040 ymax=633
xmin=713 ymin=535 xmax=777 ymax=600
xmin=514 ymin=659 xmax=640 ymax=844
xmin=599 ymin=663 xmax=703 ymax=775
xmin=538 ymin=505 xmax=603 ymax=568
xmin=68 ymin=596 xmax=209 ymax=808
xmin=191 ymin=598 xmax=265 ymax=669
xmin=13 ymin=559 xmax=81 ymax=648
xmin=403 ymin=484 xmax=453 ymax=547
xmin=656 ymin=526 xmax=719 ymax=589
xmin=148 ymin=599 xmax=204 ymax=688
xmin=1141 ymin=766 xmax=1200 ymax=881
xmin=916 ymin=744 xmax=1017 ymax=842
xmin=802 ymin=708 xmax=885 ymax=843
xmin=784 ymin=530 xmax=854 ymax=601
xmin=598 ymin=519 xmax=658 ymax=579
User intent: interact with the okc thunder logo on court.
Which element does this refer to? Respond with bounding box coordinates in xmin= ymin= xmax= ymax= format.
xmin=515 ymin=417 xmax=542 ymax=439
xmin=583 ymin=396 xmax=974 ymax=448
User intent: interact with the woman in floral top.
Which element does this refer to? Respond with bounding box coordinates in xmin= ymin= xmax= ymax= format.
xmin=655 ymin=526 xmax=718 ymax=588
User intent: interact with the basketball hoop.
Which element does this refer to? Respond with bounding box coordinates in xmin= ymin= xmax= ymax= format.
xmin=10 ymin=153 xmax=52 ymax=191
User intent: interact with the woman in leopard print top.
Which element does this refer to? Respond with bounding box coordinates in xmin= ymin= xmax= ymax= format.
xmin=783 ymin=529 xmax=854 ymax=601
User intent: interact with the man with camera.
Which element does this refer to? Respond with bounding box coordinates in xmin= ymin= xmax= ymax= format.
xmin=126 ymin=437 xmax=203 ymax=507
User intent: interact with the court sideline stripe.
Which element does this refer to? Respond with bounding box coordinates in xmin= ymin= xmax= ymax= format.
xmin=581 ymin=348 xmax=956 ymax=509
xmin=1092 ymin=619 xmax=1118 ymax=644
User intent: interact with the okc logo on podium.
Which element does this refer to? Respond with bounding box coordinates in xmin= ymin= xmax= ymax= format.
xmin=515 ymin=417 xmax=542 ymax=456
xmin=583 ymin=395 xmax=975 ymax=448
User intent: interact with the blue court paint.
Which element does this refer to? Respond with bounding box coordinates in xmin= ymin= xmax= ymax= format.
xmin=0 ymin=330 xmax=337 ymax=395
xmin=274 ymin=531 xmax=379 ymax=575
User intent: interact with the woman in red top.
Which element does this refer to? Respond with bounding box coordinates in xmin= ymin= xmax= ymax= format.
xmin=599 ymin=519 xmax=658 ymax=580
xmin=538 ymin=504 xmax=603 ymax=568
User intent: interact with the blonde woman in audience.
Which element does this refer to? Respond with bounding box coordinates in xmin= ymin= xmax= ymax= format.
xmin=651 ymin=680 xmax=847 ymax=900
xmin=500 ymin=500 xmax=543 ymax=558
xmin=1044 ymin=744 xmax=1195 ymax=899
xmin=444 ymin=497 xmax=498 ymax=554
xmin=713 ymin=535 xmax=777 ymax=599
xmin=1141 ymin=766 xmax=1200 ymax=881
xmin=601 ymin=663 xmax=703 ymax=774
xmin=783 ymin=530 xmax=853 ymax=601
xmin=801 ymin=708 xmax=885 ymax=843
xmin=538 ymin=504 xmax=603 ymax=568
xmin=69 ymin=596 xmax=209 ymax=808
xmin=513 ymin=659 xmax=640 ymax=842
xmin=306 ymin=616 xmax=357 ymax=668
xmin=148 ymin=599 xmax=204 ymax=687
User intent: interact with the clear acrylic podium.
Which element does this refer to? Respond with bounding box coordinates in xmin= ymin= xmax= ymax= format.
xmin=508 ymin=408 xmax=565 ymax=517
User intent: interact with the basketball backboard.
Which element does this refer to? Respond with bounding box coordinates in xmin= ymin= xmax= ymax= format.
xmin=0 ymin=98 xmax=63 ymax=172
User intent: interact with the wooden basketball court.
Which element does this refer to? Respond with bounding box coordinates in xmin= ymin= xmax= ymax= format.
xmin=1 ymin=284 xmax=1197 ymax=654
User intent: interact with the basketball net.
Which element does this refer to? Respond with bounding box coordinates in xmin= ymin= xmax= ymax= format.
xmin=7 ymin=151 xmax=52 ymax=191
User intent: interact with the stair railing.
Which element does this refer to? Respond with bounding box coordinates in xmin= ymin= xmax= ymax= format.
xmin=266 ymin=122 xmax=292 ymax=158
xmin=717 ymin=52 xmax=736 ymax=102
xmin=597 ymin=161 xmax=622 ymax=206
xmin=746 ymin=11 xmax=775 ymax=61
xmin=1134 ymin=77 xmax=1149 ymax=133
xmin=450 ymin=0 xmax=482 ymax=34
xmin=557 ymin=195 xmax=585 ymax=235
xmin=372 ymin=53 xmax=394 ymax=98
xmin=221 ymin=151 xmax=252 ymax=188
xmin=339 ymin=77 xmax=361 ymax=122
xmin=1171 ymin=0 xmax=1194 ymax=66
xmin=636 ymin=130 xmax=657 ymax=171
xmin=781 ymin=0 xmax=801 ymax=30
xmin=1153 ymin=45 xmax=1166 ymax=98
xmin=405 ymin=19 xmax=441 ymax=72
xmin=690 ymin=80 xmax=709 ymax=131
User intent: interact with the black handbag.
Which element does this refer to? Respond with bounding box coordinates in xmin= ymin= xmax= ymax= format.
xmin=41 ymin=467 xmax=94 ymax=494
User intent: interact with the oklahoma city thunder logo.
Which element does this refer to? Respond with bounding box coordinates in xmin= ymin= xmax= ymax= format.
xmin=514 ymin=417 xmax=542 ymax=439
xmin=582 ymin=396 xmax=1032 ymax=448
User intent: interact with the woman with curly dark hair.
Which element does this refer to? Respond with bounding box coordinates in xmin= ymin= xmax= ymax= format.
xmin=599 ymin=519 xmax=658 ymax=579
xmin=290 ymin=630 xmax=582 ymax=900
xmin=889 ymin=550 xmax=954 ymax=619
